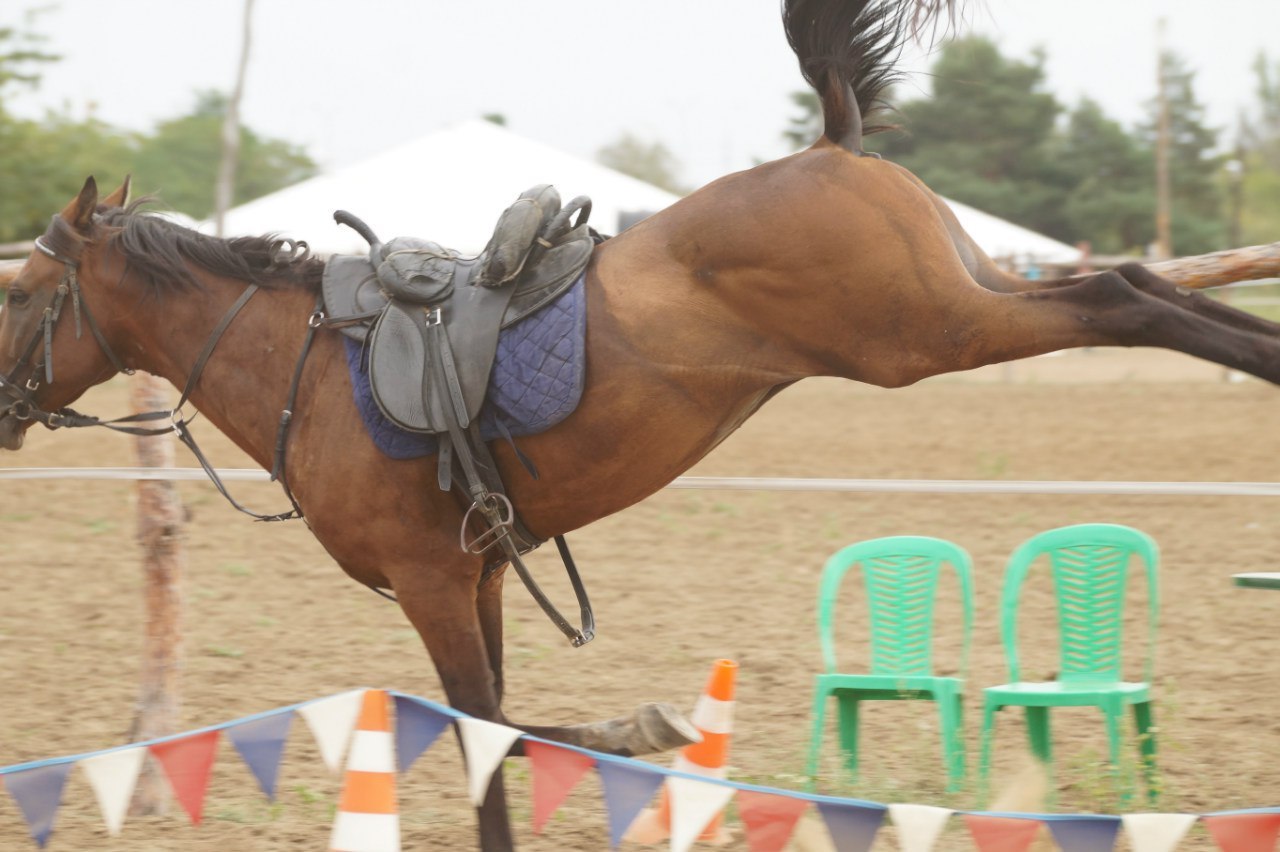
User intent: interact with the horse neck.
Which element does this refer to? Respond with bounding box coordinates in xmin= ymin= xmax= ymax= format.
xmin=109 ymin=264 xmax=316 ymax=469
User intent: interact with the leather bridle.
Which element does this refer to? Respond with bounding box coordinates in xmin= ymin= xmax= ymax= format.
xmin=0 ymin=216 xmax=314 ymax=523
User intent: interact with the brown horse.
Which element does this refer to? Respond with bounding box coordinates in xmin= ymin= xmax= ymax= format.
xmin=2 ymin=0 xmax=1279 ymax=848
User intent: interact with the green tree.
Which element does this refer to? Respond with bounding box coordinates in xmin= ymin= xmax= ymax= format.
xmin=1053 ymin=99 xmax=1156 ymax=254
xmin=596 ymin=132 xmax=688 ymax=195
xmin=865 ymin=37 xmax=1071 ymax=240
xmin=132 ymin=90 xmax=316 ymax=219
xmin=1240 ymin=52 xmax=1280 ymax=244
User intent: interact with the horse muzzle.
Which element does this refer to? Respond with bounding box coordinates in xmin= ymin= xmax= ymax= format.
xmin=0 ymin=410 xmax=28 ymax=450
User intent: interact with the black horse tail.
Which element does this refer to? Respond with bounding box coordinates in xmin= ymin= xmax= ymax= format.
xmin=782 ymin=0 xmax=957 ymax=153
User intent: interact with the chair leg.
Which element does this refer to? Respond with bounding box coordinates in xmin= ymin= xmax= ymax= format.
xmin=1132 ymin=701 xmax=1159 ymax=804
xmin=937 ymin=689 xmax=965 ymax=791
xmin=835 ymin=692 xmax=862 ymax=779
xmin=978 ymin=697 xmax=998 ymax=801
xmin=806 ymin=686 xmax=829 ymax=785
xmin=1101 ymin=701 xmax=1128 ymax=805
xmin=1024 ymin=706 xmax=1052 ymax=765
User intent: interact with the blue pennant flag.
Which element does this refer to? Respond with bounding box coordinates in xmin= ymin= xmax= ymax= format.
xmin=226 ymin=710 xmax=294 ymax=800
xmin=4 ymin=762 xmax=74 ymax=848
xmin=393 ymin=694 xmax=453 ymax=773
xmin=815 ymin=799 xmax=887 ymax=852
xmin=596 ymin=760 xmax=666 ymax=849
xmin=1046 ymin=815 xmax=1122 ymax=852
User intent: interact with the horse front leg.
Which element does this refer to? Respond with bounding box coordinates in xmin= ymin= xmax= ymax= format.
xmin=475 ymin=561 xmax=699 ymax=758
xmin=393 ymin=557 xmax=515 ymax=852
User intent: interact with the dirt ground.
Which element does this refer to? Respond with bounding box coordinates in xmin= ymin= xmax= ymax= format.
xmin=1 ymin=347 xmax=1278 ymax=850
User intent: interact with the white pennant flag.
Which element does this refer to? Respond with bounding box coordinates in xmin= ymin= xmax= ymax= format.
xmin=668 ymin=775 xmax=736 ymax=852
xmin=1122 ymin=813 xmax=1198 ymax=852
xmin=298 ymin=689 xmax=367 ymax=774
xmin=457 ymin=718 xmax=523 ymax=806
xmin=79 ymin=747 xmax=146 ymax=836
xmin=889 ymin=803 xmax=953 ymax=852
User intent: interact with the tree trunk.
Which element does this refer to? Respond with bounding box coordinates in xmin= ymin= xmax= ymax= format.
xmin=127 ymin=372 xmax=185 ymax=816
xmin=213 ymin=0 xmax=256 ymax=237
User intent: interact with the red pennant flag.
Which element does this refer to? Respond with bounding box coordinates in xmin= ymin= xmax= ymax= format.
xmin=1203 ymin=812 xmax=1280 ymax=852
xmin=963 ymin=814 xmax=1045 ymax=852
xmin=737 ymin=790 xmax=810 ymax=852
xmin=525 ymin=740 xmax=595 ymax=834
xmin=149 ymin=731 xmax=220 ymax=825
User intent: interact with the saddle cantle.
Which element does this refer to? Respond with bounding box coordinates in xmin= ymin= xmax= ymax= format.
xmin=320 ymin=185 xmax=595 ymax=435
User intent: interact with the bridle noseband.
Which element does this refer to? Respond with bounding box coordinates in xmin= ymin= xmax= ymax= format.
xmin=0 ymin=222 xmax=134 ymax=429
xmin=0 ymin=216 xmax=312 ymax=523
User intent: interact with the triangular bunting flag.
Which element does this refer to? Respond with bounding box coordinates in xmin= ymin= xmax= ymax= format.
xmin=736 ymin=789 xmax=810 ymax=852
xmin=3 ymin=762 xmax=73 ymax=848
xmin=889 ymin=803 xmax=953 ymax=852
xmin=456 ymin=717 xmax=523 ymax=806
xmin=149 ymin=730 xmax=220 ymax=825
xmin=226 ymin=710 xmax=293 ymax=800
xmin=596 ymin=760 xmax=666 ymax=849
xmin=391 ymin=695 xmax=452 ymax=775
xmin=298 ymin=689 xmax=366 ymax=774
xmin=814 ymin=799 xmax=886 ymax=852
xmin=79 ymin=747 xmax=146 ymax=836
xmin=962 ymin=813 xmax=1044 ymax=852
xmin=1203 ymin=811 xmax=1280 ymax=852
xmin=1046 ymin=815 xmax=1122 ymax=852
xmin=668 ymin=775 xmax=737 ymax=852
xmin=1122 ymin=813 xmax=1198 ymax=852
xmin=525 ymin=740 xmax=595 ymax=834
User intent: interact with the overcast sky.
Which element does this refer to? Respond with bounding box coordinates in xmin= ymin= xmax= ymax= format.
xmin=6 ymin=1 xmax=1279 ymax=190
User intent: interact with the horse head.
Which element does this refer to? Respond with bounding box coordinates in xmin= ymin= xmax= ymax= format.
xmin=0 ymin=176 xmax=134 ymax=450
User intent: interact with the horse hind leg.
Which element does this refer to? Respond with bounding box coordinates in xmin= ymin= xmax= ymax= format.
xmin=926 ymin=267 xmax=1280 ymax=386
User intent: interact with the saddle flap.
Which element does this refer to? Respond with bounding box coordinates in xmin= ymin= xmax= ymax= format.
xmin=368 ymin=302 xmax=446 ymax=433
xmin=321 ymin=255 xmax=385 ymax=341
xmin=503 ymin=228 xmax=595 ymax=327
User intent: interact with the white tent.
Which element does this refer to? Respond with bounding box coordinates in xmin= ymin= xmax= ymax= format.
xmin=941 ymin=196 xmax=1081 ymax=267
xmin=218 ymin=120 xmax=681 ymax=256
xmin=219 ymin=119 xmax=1080 ymax=266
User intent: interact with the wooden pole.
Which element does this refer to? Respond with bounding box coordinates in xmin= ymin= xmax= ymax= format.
xmin=127 ymin=372 xmax=185 ymax=816
xmin=1153 ymin=20 xmax=1174 ymax=261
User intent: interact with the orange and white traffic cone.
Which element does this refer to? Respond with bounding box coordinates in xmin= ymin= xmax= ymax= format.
xmin=330 ymin=689 xmax=400 ymax=852
xmin=626 ymin=659 xmax=738 ymax=845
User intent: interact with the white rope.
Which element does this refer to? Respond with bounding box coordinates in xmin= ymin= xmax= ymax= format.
xmin=1 ymin=467 xmax=1278 ymax=496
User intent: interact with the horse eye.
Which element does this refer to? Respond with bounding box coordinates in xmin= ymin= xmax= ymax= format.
xmin=5 ymin=289 xmax=29 ymax=308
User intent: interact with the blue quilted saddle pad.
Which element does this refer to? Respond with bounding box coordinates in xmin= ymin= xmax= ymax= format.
xmin=343 ymin=274 xmax=587 ymax=459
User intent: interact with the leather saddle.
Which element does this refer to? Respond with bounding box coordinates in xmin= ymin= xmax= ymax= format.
xmin=321 ymin=184 xmax=595 ymax=436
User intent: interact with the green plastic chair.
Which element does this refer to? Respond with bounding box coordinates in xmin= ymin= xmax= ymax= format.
xmin=806 ymin=536 xmax=974 ymax=790
xmin=978 ymin=523 xmax=1160 ymax=802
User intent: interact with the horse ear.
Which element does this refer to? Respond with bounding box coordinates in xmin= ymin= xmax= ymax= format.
xmin=101 ymin=175 xmax=132 ymax=209
xmin=59 ymin=176 xmax=99 ymax=231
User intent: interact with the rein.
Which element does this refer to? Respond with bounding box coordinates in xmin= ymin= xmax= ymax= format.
xmin=0 ymin=228 xmax=313 ymax=523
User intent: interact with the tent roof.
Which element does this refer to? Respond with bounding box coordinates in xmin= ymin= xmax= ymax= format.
xmin=218 ymin=120 xmax=681 ymax=256
xmin=219 ymin=119 xmax=1080 ymax=265
xmin=940 ymin=196 xmax=1081 ymax=266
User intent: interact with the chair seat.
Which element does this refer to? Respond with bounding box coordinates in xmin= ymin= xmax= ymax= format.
xmin=817 ymin=673 xmax=963 ymax=700
xmin=984 ymin=679 xmax=1151 ymax=707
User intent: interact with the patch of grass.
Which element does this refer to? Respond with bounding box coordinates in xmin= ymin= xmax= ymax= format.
xmin=204 ymin=645 xmax=244 ymax=659
xmin=221 ymin=562 xmax=253 ymax=577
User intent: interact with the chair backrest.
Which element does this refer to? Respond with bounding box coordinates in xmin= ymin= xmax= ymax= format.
xmin=817 ymin=536 xmax=974 ymax=678
xmin=1000 ymin=523 xmax=1160 ymax=685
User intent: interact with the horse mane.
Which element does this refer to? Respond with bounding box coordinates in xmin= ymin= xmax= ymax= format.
xmin=98 ymin=201 xmax=324 ymax=293
xmin=782 ymin=0 xmax=959 ymax=144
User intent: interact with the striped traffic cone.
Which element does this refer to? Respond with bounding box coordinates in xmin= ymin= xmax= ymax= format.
xmin=330 ymin=689 xmax=400 ymax=852
xmin=626 ymin=659 xmax=738 ymax=845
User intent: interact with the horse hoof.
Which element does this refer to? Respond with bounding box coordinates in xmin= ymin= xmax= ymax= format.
xmin=634 ymin=702 xmax=702 ymax=753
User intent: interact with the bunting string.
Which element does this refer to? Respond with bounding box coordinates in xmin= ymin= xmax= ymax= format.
xmin=0 ymin=689 xmax=1276 ymax=850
